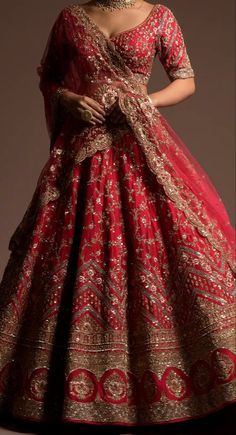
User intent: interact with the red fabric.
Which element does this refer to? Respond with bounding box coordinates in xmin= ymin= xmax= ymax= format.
xmin=36 ymin=5 xmax=235 ymax=269
xmin=0 ymin=3 xmax=235 ymax=425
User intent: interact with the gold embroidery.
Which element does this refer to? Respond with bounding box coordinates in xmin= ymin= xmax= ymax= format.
xmin=1 ymin=5 xmax=235 ymax=425
xmin=62 ymin=4 xmax=235 ymax=273
xmin=27 ymin=3 xmax=235 ymax=273
xmin=154 ymin=5 xmax=195 ymax=81
xmin=0 ymin=137 xmax=235 ymax=423
xmin=117 ymin=92 xmax=235 ymax=272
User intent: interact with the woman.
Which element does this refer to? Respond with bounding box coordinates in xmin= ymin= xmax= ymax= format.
xmin=0 ymin=0 xmax=235 ymax=429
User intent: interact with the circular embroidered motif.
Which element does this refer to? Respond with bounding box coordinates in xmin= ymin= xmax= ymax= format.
xmin=162 ymin=367 xmax=191 ymax=401
xmin=26 ymin=367 xmax=49 ymax=402
xmin=211 ymin=348 xmax=236 ymax=384
xmin=99 ymin=368 xmax=127 ymax=404
xmin=66 ymin=368 xmax=98 ymax=402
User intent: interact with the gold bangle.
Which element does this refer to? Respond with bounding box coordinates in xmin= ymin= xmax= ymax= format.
xmin=147 ymin=95 xmax=153 ymax=105
xmin=55 ymin=87 xmax=69 ymax=102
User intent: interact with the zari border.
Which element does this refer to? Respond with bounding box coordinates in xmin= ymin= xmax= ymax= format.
xmin=61 ymin=5 xmax=236 ymax=273
xmin=117 ymin=92 xmax=236 ymax=273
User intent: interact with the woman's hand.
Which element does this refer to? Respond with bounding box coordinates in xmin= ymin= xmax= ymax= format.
xmin=60 ymin=90 xmax=106 ymax=125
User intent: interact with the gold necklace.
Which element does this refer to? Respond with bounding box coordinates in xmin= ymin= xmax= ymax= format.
xmin=93 ymin=0 xmax=137 ymax=12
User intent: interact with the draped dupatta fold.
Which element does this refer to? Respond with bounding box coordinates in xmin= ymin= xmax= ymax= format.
xmin=1 ymin=4 xmax=236 ymax=425
xmin=37 ymin=9 xmax=68 ymax=143
xmin=36 ymin=4 xmax=235 ymax=273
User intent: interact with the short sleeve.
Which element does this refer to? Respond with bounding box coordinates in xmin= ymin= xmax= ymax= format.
xmin=155 ymin=5 xmax=195 ymax=81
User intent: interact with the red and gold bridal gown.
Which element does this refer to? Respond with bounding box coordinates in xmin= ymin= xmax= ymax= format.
xmin=0 ymin=2 xmax=235 ymax=427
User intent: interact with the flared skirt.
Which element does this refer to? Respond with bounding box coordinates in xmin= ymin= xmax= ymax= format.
xmin=0 ymin=118 xmax=235 ymax=425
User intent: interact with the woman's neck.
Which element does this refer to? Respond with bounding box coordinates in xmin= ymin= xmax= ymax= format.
xmin=90 ymin=0 xmax=141 ymax=11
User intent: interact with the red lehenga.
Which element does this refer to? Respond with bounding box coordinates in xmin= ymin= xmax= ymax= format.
xmin=0 ymin=2 xmax=235 ymax=427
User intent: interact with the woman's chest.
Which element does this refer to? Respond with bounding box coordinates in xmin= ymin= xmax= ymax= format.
xmin=66 ymin=4 xmax=161 ymax=85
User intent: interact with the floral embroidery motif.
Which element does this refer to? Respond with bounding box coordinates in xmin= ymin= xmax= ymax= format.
xmin=0 ymin=1 xmax=235 ymax=426
xmin=155 ymin=5 xmax=195 ymax=80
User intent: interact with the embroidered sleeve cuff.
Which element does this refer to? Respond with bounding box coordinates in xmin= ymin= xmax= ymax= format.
xmin=168 ymin=67 xmax=195 ymax=81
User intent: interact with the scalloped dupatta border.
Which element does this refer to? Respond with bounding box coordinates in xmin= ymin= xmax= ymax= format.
xmin=36 ymin=4 xmax=235 ymax=273
xmin=117 ymin=91 xmax=236 ymax=272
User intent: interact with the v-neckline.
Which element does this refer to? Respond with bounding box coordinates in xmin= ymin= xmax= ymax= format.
xmin=77 ymin=3 xmax=159 ymax=41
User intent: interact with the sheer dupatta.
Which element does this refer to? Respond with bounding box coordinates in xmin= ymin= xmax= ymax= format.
xmin=37 ymin=5 xmax=236 ymax=273
xmin=36 ymin=9 xmax=77 ymax=150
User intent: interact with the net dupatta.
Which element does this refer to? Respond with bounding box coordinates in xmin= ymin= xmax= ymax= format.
xmin=36 ymin=5 xmax=236 ymax=272
xmin=36 ymin=8 xmax=74 ymax=151
xmin=68 ymin=5 xmax=235 ymax=272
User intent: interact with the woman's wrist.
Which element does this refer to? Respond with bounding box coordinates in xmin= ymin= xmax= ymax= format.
xmin=147 ymin=93 xmax=157 ymax=107
xmin=55 ymin=88 xmax=79 ymax=110
xmin=56 ymin=88 xmax=71 ymax=104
